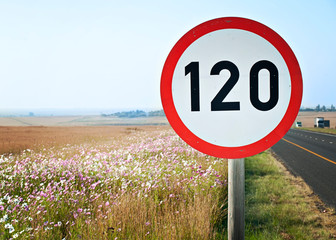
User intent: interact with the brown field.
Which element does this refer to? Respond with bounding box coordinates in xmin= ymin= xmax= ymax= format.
xmin=0 ymin=125 xmax=170 ymax=154
xmin=295 ymin=111 xmax=336 ymax=128
xmin=0 ymin=115 xmax=168 ymax=126
xmin=0 ymin=115 xmax=169 ymax=154
xmin=2 ymin=111 xmax=335 ymax=154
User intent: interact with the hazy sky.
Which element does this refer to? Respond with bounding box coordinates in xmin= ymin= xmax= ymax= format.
xmin=1 ymin=0 xmax=335 ymax=110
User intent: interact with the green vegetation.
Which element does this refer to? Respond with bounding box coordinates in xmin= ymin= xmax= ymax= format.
xmin=300 ymin=104 xmax=336 ymax=112
xmin=244 ymin=152 xmax=336 ymax=239
xmin=147 ymin=110 xmax=166 ymax=117
xmin=295 ymin=127 xmax=336 ymax=135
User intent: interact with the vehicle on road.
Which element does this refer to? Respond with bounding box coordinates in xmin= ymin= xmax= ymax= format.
xmin=315 ymin=117 xmax=324 ymax=128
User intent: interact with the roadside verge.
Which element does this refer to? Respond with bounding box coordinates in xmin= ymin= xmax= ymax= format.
xmin=245 ymin=151 xmax=336 ymax=239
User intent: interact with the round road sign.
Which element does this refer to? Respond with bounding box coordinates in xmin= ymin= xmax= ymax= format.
xmin=161 ymin=17 xmax=302 ymax=158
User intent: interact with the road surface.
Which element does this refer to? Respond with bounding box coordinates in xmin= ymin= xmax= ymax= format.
xmin=271 ymin=128 xmax=336 ymax=209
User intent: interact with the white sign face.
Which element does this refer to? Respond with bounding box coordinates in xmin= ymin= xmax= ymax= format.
xmin=161 ymin=17 xmax=302 ymax=158
xmin=172 ymin=29 xmax=291 ymax=147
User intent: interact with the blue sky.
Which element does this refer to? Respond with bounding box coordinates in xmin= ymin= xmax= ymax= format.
xmin=0 ymin=0 xmax=335 ymax=110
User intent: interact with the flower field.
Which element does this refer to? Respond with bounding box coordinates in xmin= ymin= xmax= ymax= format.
xmin=0 ymin=128 xmax=227 ymax=239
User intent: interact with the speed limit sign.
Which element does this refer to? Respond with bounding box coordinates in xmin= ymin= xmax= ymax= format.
xmin=161 ymin=17 xmax=303 ymax=158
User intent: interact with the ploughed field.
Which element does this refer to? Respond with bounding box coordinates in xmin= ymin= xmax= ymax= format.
xmin=0 ymin=126 xmax=162 ymax=154
xmin=0 ymin=126 xmax=227 ymax=239
xmin=295 ymin=112 xmax=336 ymax=128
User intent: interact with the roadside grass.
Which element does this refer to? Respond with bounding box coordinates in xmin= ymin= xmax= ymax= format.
xmin=245 ymin=151 xmax=336 ymax=239
xmin=295 ymin=127 xmax=336 ymax=135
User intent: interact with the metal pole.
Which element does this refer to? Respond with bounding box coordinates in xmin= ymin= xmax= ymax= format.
xmin=228 ymin=158 xmax=245 ymax=240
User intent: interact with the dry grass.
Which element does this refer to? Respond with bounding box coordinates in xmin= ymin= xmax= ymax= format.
xmin=97 ymin=190 xmax=218 ymax=239
xmin=0 ymin=125 xmax=169 ymax=154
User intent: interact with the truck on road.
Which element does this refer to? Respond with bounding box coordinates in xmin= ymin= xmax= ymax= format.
xmin=315 ymin=117 xmax=324 ymax=128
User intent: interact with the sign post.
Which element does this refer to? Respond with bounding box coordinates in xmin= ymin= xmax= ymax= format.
xmin=228 ymin=158 xmax=245 ymax=239
xmin=161 ymin=17 xmax=302 ymax=239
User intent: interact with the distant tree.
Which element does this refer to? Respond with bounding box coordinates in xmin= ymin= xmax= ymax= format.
xmin=321 ymin=105 xmax=326 ymax=112
xmin=331 ymin=104 xmax=336 ymax=111
xmin=109 ymin=110 xmax=147 ymax=118
xmin=315 ymin=104 xmax=321 ymax=112
xmin=148 ymin=110 xmax=165 ymax=117
xmin=300 ymin=106 xmax=314 ymax=111
xmin=102 ymin=109 xmax=166 ymax=118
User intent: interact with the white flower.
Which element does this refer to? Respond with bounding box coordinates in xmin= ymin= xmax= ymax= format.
xmin=4 ymin=223 xmax=13 ymax=229
xmin=13 ymin=233 xmax=19 ymax=238
xmin=0 ymin=214 xmax=7 ymax=223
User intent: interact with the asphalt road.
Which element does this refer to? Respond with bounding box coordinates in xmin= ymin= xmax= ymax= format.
xmin=271 ymin=128 xmax=336 ymax=209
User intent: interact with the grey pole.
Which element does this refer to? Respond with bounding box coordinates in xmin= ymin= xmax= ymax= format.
xmin=228 ymin=158 xmax=245 ymax=240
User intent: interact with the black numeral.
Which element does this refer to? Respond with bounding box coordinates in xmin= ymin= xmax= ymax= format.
xmin=185 ymin=62 xmax=200 ymax=111
xmin=185 ymin=60 xmax=279 ymax=111
xmin=250 ymin=60 xmax=279 ymax=111
xmin=210 ymin=61 xmax=240 ymax=111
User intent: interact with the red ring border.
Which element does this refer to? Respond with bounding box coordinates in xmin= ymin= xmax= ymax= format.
xmin=160 ymin=17 xmax=303 ymax=159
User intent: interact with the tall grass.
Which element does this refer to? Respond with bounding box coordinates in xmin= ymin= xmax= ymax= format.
xmin=0 ymin=130 xmax=227 ymax=239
